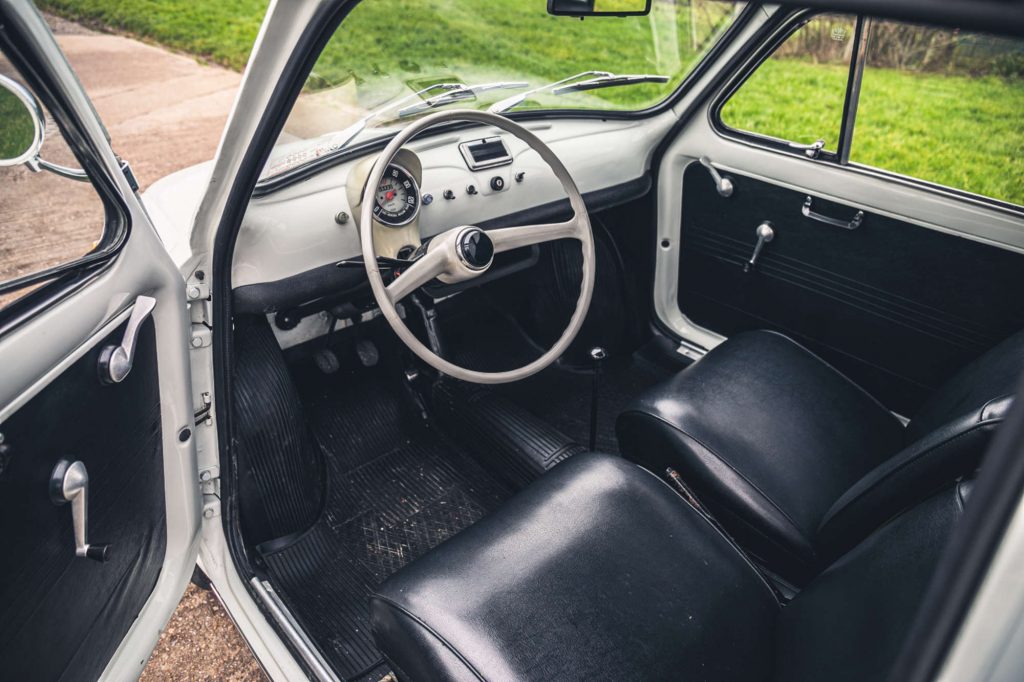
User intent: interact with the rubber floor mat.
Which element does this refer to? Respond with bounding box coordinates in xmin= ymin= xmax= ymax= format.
xmin=259 ymin=364 xmax=512 ymax=680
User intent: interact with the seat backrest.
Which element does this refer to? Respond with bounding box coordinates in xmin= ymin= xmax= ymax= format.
xmin=777 ymin=478 xmax=970 ymax=682
xmin=813 ymin=330 xmax=1021 ymax=563
xmin=907 ymin=328 xmax=1024 ymax=441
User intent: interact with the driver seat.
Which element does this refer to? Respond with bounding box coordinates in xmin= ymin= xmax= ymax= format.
xmin=370 ymin=453 xmax=966 ymax=681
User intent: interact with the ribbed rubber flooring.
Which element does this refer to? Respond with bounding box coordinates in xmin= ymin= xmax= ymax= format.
xmin=260 ymin=364 xmax=512 ymax=680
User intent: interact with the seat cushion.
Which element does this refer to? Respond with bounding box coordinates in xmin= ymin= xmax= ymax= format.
xmin=616 ymin=330 xmax=905 ymax=581
xmin=370 ymin=454 xmax=778 ymax=682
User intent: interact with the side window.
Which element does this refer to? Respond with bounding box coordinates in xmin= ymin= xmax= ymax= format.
xmin=717 ymin=13 xmax=1024 ymax=207
xmin=852 ymin=22 xmax=1024 ymax=205
xmin=719 ymin=13 xmax=857 ymax=154
xmin=0 ymin=53 xmax=106 ymax=310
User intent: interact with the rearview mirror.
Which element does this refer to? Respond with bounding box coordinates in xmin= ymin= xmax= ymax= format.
xmin=547 ymin=0 xmax=652 ymax=17
xmin=0 ymin=74 xmax=45 ymax=166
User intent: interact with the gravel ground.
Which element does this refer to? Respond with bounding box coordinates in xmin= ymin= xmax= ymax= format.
xmin=2 ymin=14 xmax=264 ymax=680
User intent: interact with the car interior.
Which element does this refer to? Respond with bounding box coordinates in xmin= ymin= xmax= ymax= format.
xmin=200 ymin=3 xmax=1024 ymax=680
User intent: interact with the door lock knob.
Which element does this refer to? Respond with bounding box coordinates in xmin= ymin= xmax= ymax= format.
xmin=745 ymin=222 xmax=775 ymax=272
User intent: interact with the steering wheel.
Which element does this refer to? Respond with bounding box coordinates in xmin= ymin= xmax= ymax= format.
xmin=359 ymin=109 xmax=595 ymax=384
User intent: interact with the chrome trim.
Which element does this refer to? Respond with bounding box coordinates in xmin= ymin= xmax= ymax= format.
xmin=745 ymin=221 xmax=775 ymax=271
xmin=250 ymin=577 xmax=340 ymax=682
xmin=458 ymin=136 xmax=512 ymax=171
xmin=98 ymin=295 xmax=157 ymax=383
xmin=698 ymin=156 xmax=734 ymax=197
xmin=454 ymin=226 xmax=493 ymax=271
xmin=802 ymin=196 xmax=863 ymax=230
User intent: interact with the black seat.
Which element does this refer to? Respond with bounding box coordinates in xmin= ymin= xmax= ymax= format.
xmin=370 ymin=453 xmax=967 ymax=681
xmin=616 ymin=329 xmax=1021 ymax=582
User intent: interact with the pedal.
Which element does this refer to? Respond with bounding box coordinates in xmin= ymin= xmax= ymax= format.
xmin=313 ymin=348 xmax=340 ymax=374
xmin=356 ymin=339 xmax=380 ymax=367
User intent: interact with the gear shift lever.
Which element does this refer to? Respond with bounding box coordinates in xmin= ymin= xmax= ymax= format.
xmin=589 ymin=347 xmax=606 ymax=451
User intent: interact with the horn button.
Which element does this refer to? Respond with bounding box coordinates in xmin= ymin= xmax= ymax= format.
xmin=455 ymin=227 xmax=494 ymax=271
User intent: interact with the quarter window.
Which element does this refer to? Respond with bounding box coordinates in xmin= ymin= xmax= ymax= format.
xmin=717 ymin=14 xmax=1024 ymax=207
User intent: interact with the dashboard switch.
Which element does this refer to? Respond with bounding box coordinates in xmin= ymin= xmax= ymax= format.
xmin=490 ymin=176 xmax=505 ymax=191
xmin=443 ymin=189 xmax=456 ymax=200
xmin=466 ymin=184 xmax=478 ymax=195
xmin=515 ymin=171 xmax=526 ymax=183
xmin=422 ymin=193 xmax=434 ymax=205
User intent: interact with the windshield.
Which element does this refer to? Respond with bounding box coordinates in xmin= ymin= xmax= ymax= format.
xmin=262 ymin=0 xmax=746 ymax=180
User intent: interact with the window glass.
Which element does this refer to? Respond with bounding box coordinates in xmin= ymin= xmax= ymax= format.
xmin=0 ymin=54 xmax=106 ymax=310
xmin=851 ymin=21 xmax=1024 ymax=205
xmin=263 ymin=0 xmax=747 ymax=180
xmin=720 ymin=13 xmax=857 ymax=152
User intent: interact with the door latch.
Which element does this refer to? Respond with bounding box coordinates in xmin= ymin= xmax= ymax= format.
xmin=49 ymin=459 xmax=111 ymax=562
xmin=698 ymin=156 xmax=734 ymax=197
xmin=98 ymin=295 xmax=156 ymax=384
xmin=745 ymin=222 xmax=775 ymax=272
xmin=788 ymin=138 xmax=825 ymax=159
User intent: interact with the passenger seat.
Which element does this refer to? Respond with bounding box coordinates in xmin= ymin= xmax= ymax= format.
xmin=616 ymin=329 xmax=1022 ymax=583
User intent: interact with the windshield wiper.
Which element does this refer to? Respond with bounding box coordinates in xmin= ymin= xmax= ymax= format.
xmin=552 ymin=73 xmax=669 ymax=94
xmin=323 ymin=82 xmax=468 ymax=153
xmin=489 ymin=71 xmax=611 ymax=114
xmin=489 ymin=71 xmax=669 ymax=113
xmin=396 ymin=81 xmax=529 ymax=117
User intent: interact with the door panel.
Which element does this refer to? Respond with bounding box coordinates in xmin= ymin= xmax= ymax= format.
xmin=0 ymin=318 xmax=165 ymax=681
xmin=678 ymin=162 xmax=1024 ymax=413
xmin=0 ymin=3 xmax=199 ymax=679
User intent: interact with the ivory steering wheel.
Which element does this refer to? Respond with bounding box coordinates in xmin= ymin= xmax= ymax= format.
xmin=359 ymin=109 xmax=594 ymax=384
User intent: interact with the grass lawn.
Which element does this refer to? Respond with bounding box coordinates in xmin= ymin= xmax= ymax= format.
xmin=39 ymin=0 xmax=1024 ymax=204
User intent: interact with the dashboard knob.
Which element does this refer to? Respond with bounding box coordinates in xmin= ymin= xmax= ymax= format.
xmin=466 ymin=184 xmax=478 ymax=195
xmin=490 ymin=176 xmax=505 ymax=191
xmin=422 ymin=193 xmax=434 ymax=205
xmin=443 ymin=189 xmax=456 ymax=200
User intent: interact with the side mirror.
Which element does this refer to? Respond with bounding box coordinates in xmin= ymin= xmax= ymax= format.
xmin=0 ymin=73 xmax=45 ymax=166
xmin=0 ymin=73 xmax=88 ymax=180
xmin=547 ymin=0 xmax=652 ymax=17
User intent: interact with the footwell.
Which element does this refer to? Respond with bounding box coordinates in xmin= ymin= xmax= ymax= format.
xmin=258 ymin=363 xmax=511 ymax=680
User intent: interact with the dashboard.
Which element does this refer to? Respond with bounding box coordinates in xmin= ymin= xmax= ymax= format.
xmin=230 ymin=116 xmax=672 ymax=294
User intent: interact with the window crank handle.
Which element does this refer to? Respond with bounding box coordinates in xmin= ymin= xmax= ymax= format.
xmin=745 ymin=222 xmax=775 ymax=273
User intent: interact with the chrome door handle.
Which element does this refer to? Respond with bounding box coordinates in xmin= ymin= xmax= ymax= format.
xmin=49 ymin=459 xmax=111 ymax=562
xmin=98 ymin=295 xmax=156 ymax=384
xmin=801 ymin=196 xmax=864 ymax=230
xmin=698 ymin=157 xmax=734 ymax=198
xmin=744 ymin=222 xmax=775 ymax=272
xmin=788 ymin=138 xmax=825 ymax=159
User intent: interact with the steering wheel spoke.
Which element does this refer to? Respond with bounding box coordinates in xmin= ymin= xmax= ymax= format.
xmin=489 ymin=215 xmax=583 ymax=254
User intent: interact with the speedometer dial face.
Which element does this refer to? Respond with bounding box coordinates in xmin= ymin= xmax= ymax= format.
xmin=373 ymin=164 xmax=420 ymax=227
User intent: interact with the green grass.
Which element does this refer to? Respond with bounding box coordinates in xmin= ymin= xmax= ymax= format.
xmin=0 ymin=86 xmax=35 ymax=161
xmin=39 ymin=0 xmax=1024 ymax=204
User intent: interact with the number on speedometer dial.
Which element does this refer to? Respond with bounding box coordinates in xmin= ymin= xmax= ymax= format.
xmin=373 ymin=164 xmax=420 ymax=226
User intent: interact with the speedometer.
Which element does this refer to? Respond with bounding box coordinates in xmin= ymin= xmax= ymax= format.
xmin=372 ymin=164 xmax=420 ymax=227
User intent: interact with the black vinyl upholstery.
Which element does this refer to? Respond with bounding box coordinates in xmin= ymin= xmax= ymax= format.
xmin=616 ymin=329 xmax=1022 ymax=581
xmin=370 ymin=453 xmax=968 ymax=681
xmin=371 ymin=454 xmax=779 ymax=681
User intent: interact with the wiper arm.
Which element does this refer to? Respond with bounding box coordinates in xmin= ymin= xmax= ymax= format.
xmin=397 ymin=81 xmax=529 ymax=117
xmin=488 ymin=71 xmax=612 ymax=114
xmin=552 ymin=73 xmax=669 ymax=95
xmin=325 ymin=82 xmax=468 ymax=152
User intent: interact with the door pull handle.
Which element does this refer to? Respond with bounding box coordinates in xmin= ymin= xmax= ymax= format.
xmin=745 ymin=222 xmax=775 ymax=272
xmin=98 ymin=295 xmax=156 ymax=384
xmin=698 ymin=157 xmax=734 ymax=198
xmin=49 ymin=459 xmax=111 ymax=562
xmin=802 ymin=196 xmax=864 ymax=230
